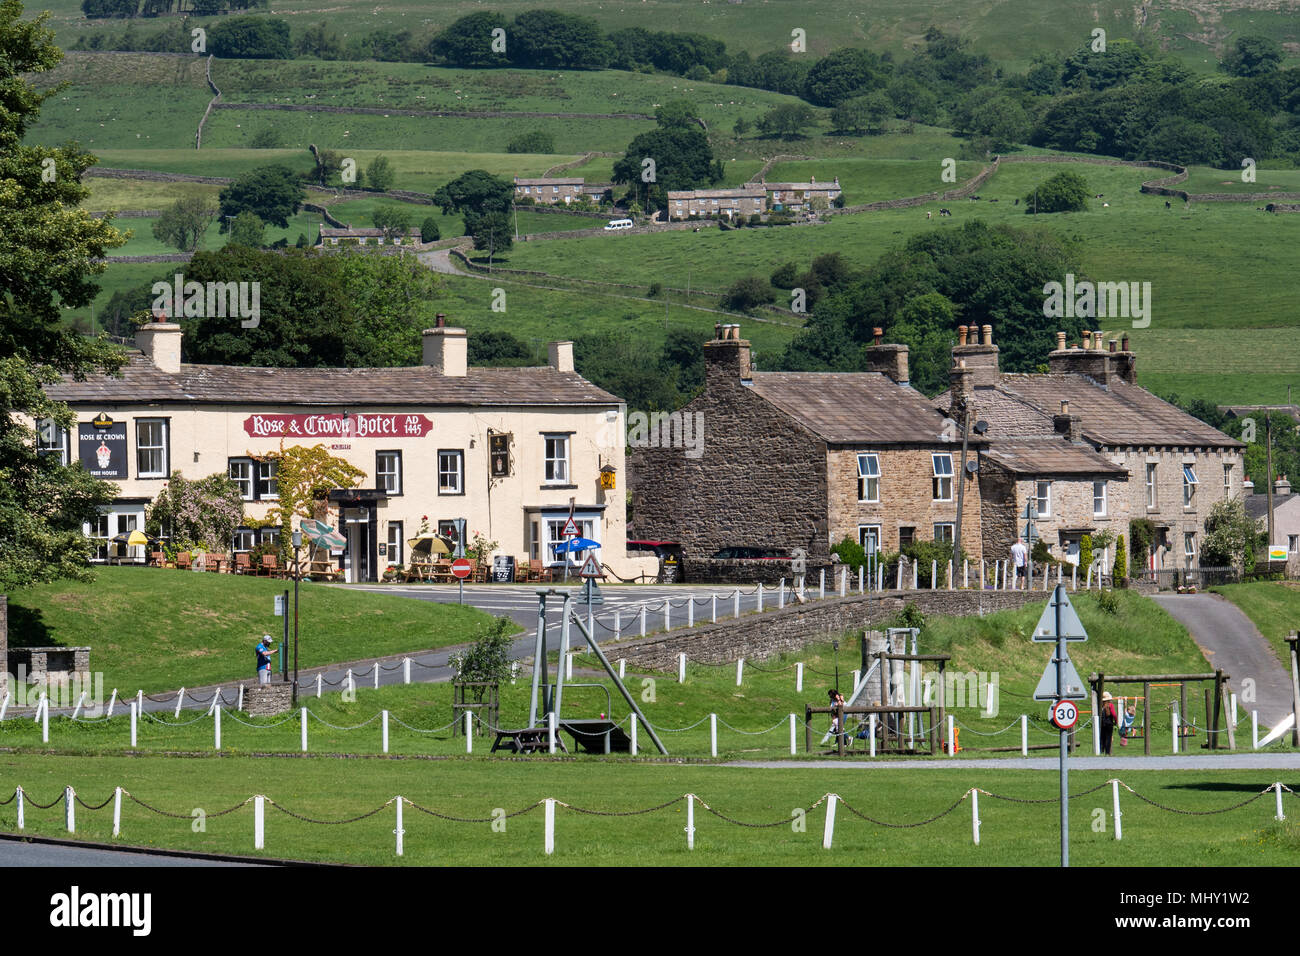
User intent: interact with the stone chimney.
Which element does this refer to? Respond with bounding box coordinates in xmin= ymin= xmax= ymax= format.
xmin=865 ymin=327 xmax=910 ymax=385
xmin=1047 ymin=330 xmax=1137 ymax=386
xmin=1053 ymin=399 xmax=1083 ymax=442
xmin=548 ymin=341 xmax=574 ymax=373
xmin=950 ymin=323 xmax=1000 ymax=388
xmin=135 ymin=322 xmax=182 ymax=374
xmin=704 ymin=323 xmax=751 ymax=386
xmin=1277 ymin=475 xmax=1292 ymax=496
xmin=422 ymin=314 xmax=467 ymax=377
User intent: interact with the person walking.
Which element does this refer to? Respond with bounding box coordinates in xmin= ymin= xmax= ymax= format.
xmin=1010 ymin=537 xmax=1028 ymax=590
xmin=1099 ymin=691 xmax=1118 ymax=755
xmin=255 ymin=634 xmax=278 ymax=685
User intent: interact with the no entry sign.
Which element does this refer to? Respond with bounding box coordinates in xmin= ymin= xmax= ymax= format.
xmin=450 ymin=558 xmax=474 ymax=580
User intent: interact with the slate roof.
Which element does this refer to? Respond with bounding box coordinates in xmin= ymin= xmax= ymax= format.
xmin=45 ymin=352 xmax=623 ymax=408
xmin=667 ymin=188 xmax=766 ymax=199
xmin=996 ymin=373 xmax=1243 ymax=448
xmin=514 ymin=178 xmax=584 ymax=186
xmin=982 ymin=439 xmax=1127 ymax=476
xmin=319 ymin=227 xmax=420 ymax=238
xmin=746 ymin=372 xmax=960 ymax=445
xmin=1245 ymin=493 xmax=1299 ymax=521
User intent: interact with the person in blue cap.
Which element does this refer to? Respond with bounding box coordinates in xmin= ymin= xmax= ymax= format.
xmin=256 ymin=634 xmax=278 ymax=685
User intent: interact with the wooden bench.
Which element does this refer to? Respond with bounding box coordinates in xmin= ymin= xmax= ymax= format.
xmin=491 ymin=727 xmax=566 ymax=754
xmin=308 ymin=561 xmax=339 ymax=582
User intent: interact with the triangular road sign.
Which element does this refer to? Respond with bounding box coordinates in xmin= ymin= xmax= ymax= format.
xmin=579 ymin=553 xmax=602 ymax=577
xmin=1033 ymin=657 xmax=1088 ymax=701
xmin=1031 ymin=588 xmax=1088 ymax=642
xmin=562 ymin=517 xmax=580 ymax=537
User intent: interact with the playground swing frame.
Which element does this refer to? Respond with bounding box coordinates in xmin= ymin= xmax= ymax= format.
xmin=1088 ymin=670 xmax=1233 ymax=754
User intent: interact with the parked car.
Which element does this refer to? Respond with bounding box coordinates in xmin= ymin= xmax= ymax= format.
xmin=604 ymin=218 xmax=634 ymax=231
xmin=710 ymin=547 xmax=791 ymax=560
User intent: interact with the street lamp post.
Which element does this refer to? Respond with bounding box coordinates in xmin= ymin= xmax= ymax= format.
xmin=292 ymin=529 xmax=302 ymax=706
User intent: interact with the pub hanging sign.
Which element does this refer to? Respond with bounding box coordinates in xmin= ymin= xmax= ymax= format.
xmin=79 ymin=414 xmax=127 ymax=479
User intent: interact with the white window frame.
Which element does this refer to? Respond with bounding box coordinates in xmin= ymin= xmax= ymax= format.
xmin=1146 ymin=463 xmax=1158 ymax=509
xmin=387 ymin=521 xmax=404 ymax=566
xmin=232 ymin=529 xmax=255 ymax=553
xmin=1223 ymin=463 xmax=1232 ymax=497
xmin=933 ymin=522 xmax=954 ymax=543
xmin=1036 ymin=480 xmax=1052 ymax=518
xmin=377 ymin=451 xmax=403 ymax=496
xmin=856 ymin=453 xmax=880 ymax=503
xmin=37 ymin=418 xmax=70 ymax=465
xmin=1093 ymin=480 xmax=1107 ymax=517
xmin=544 ymin=435 xmax=570 ymax=484
xmin=135 ymin=418 xmax=168 ymax=479
xmin=256 ymin=459 xmax=278 ymax=500
xmin=229 ymin=458 xmax=254 ymax=500
xmin=931 ymin=453 xmax=954 ymax=502
xmin=545 ymin=517 xmax=597 ymax=567
xmin=1183 ymin=465 xmax=1198 ymax=508
xmin=1289 ymin=535 xmax=1299 ymax=556
xmin=1184 ymin=532 xmax=1196 ymax=560
xmin=437 ymin=450 xmax=463 ymax=495
xmin=858 ymin=524 xmax=881 ymax=556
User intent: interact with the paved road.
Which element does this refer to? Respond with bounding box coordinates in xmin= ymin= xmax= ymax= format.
xmin=0 ymin=838 xmax=263 ymax=867
xmin=729 ymin=754 xmax=1300 ymax=770
xmin=1152 ymin=592 xmax=1293 ymax=727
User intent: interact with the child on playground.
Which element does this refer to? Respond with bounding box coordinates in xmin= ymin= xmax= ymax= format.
xmin=1119 ymin=700 xmax=1136 ymax=746
xmin=828 ymin=688 xmax=848 ymax=748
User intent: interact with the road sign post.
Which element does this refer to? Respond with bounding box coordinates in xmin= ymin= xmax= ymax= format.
xmin=451 ymin=557 xmax=473 ymax=604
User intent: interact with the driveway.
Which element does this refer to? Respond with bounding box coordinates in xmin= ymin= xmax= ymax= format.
xmin=1152 ymin=592 xmax=1293 ymax=727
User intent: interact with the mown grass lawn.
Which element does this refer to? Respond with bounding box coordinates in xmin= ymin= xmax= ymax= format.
xmin=1 ymin=754 xmax=1295 ymax=866
xmin=5 ymin=567 xmax=500 ymax=692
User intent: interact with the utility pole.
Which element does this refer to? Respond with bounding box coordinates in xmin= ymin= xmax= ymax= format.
xmin=1266 ymin=411 xmax=1276 ymax=553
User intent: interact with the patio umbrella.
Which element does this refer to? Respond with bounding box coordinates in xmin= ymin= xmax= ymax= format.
xmin=111 ymin=529 xmax=158 ymax=547
xmin=553 ymin=537 xmax=600 ymax=554
xmin=300 ymin=519 xmax=346 ymax=550
xmin=407 ymin=533 xmax=455 ymax=555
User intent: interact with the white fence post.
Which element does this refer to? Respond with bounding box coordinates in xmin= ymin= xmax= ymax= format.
xmin=980 ymin=559 xmax=986 ymax=590
xmin=301 ymin=707 xmax=308 ymax=752
xmin=912 ymin=561 xmax=919 ymax=590
xmin=1252 ymin=711 xmax=1259 ymax=749
xmin=686 ymin=794 xmax=695 ymax=850
xmin=639 ymin=604 xmax=647 ymax=637
xmin=687 ymin=599 xmax=693 ymax=628
xmin=1093 ymin=694 xmax=1101 ymax=755
xmin=16 ymin=787 xmax=24 ymax=830
xmin=710 ymin=713 xmax=717 ymax=757
xmin=947 ymin=561 xmax=953 ymax=590
xmin=346 ymin=670 xmax=354 ymax=697
xmin=790 ymin=714 xmax=797 ymax=755
xmin=614 ymin=609 xmax=622 ymax=641
xmin=1112 ymin=779 xmax=1122 ymax=840
xmin=1172 ymin=708 xmax=1179 ymax=754
xmin=1072 ymin=564 xmax=1077 ymax=591
xmin=0 ymin=691 xmax=10 ymax=722
xmin=840 ymin=567 xmax=847 ymax=597
xmin=757 ymin=583 xmax=764 ymax=612
xmin=819 ymin=568 xmax=825 ymax=599
xmin=859 ymin=566 xmax=865 ymax=592
xmin=971 ymin=789 xmax=980 ymax=845
xmin=618 ymin=659 xmax=626 ymax=680
xmin=316 ymin=674 xmax=322 ymax=699
xmin=963 ymin=559 xmax=969 ymax=589
xmin=130 ymin=701 xmax=138 ymax=748
xmin=66 ymin=786 xmax=75 ymax=833
xmin=237 ymin=684 xmax=244 ymax=711
xmin=72 ymin=692 xmax=85 ymax=720
xmin=664 ymin=602 xmax=670 ymax=632
xmin=254 ymin=795 xmax=264 ymax=850
xmin=734 ymin=589 xmax=740 ymax=618
xmin=779 ymin=579 xmax=786 ymax=608
xmin=1230 ymin=693 xmax=1237 ymax=727
xmin=931 ymin=560 xmax=937 ymax=589
xmin=678 ymin=653 xmax=686 ymax=684
xmin=711 ymin=593 xmax=717 ymax=623
xmin=565 ymin=653 xmax=573 ymax=680
xmin=630 ymin=713 xmax=638 ymax=756
xmin=869 ymin=714 xmax=877 ymax=757
xmin=736 ymin=659 xmax=744 ymax=687
xmin=822 ymin=794 xmax=837 ymax=850
xmin=1277 ymin=782 xmax=1286 ymax=821
xmin=1021 ymin=714 xmax=1028 ymax=756
xmin=947 ymin=715 xmax=955 ymax=756
xmin=41 ymin=695 xmax=49 ymax=743
xmin=174 ymin=688 xmax=185 ymax=720
xmin=877 ymin=564 xmax=883 ymax=591
xmin=544 ymin=798 xmax=556 ymax=855
xmin=137 ymin=689 xmax=143 ymax=713
xmin=852 ymin=669 xmax=861 ymax=696
xmin=214 ymin=705 xmax=221 ymax=751
xmin=796 ymin=662 xmax=804 ymax=693
xmin=465 ymin=710 xmax=473 ymax=753
xmin=395 ymin=796 xmax=404 ymax=857
xmin=373 ymin=664 xmax=379 ymax=691
xmin=382 ymin=710 xmax=389 ymax=754
xmin=548 ymin=711 xmax=557 ymax=754
xmin=113 ymin=787 xmax=122 ymax=838
xmin=403 ymin=658 xmax=411 ymax=684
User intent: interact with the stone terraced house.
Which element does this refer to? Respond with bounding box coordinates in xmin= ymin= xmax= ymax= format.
xmin=629 ymin=325 xmax=983 ymax=564
xmin=937 ymin=326 xmax=1244 ymax=574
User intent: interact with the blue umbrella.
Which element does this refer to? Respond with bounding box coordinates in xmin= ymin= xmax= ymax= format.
xmin=553 ymin=537 xmax=600 ymax=554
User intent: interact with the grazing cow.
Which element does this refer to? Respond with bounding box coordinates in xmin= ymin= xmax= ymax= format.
xmin=988 ymin=198 xmax=999 ymax=203
xmin=939 ymin=208 xmax=952 ymax=217
xmin=1165 ymin=201 xmax=1171 ymax=209
xmin=926 ymin=211 xmax=932 ymax=220
xmin=1014 ymin=198 xmax=1020 ymax=206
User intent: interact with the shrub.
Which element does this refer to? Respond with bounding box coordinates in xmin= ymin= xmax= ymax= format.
xmin=903 ymin=538 xmax=954 ymax=587
xmin=770 ymin=261 xmax=799 ymax=289
xmin=449 ymin=617 xmax=514 ymax=686
xmin=648 ymin=281 xmax=663 ymax=297
xmin=831 ymin=536 xmax=866 ymax=569
xmin=506 ymin=130 xmax=555 ymax=154
xmin=1024 ymin=170 xmax=1090 ymax=214
xmin=420 ymin=217 xmax=440 ymax=243
xmin=720 ymin=275 xmax=775 ymax=313
xmin=1113 ymin=534 xmax=1128 ymax=583
xmin=1080 ymin=534 xmax=1094 ymax=573
xmin=1096 ymin=589 xmax=1120 ymax=615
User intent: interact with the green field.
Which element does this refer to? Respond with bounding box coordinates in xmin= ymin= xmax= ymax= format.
xmin=4 ymin=567 xmax=498 ymax=692
xmin=2 ymin=754 xmax=1296 ymax=865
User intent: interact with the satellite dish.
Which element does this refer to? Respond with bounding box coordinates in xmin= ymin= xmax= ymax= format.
xmin=965 ymin=460 xmax=979 ymax=474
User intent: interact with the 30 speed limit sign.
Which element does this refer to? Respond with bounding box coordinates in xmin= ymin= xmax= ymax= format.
xmin=1050 ymin=699 xmax=1079 ymax=731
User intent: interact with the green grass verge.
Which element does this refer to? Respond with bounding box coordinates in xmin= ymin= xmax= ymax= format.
xmin=1 ymin=754 xmax=1295 ymax=865
xmin=5 ymin=567 xmax=500 ymax=692
xmin=1212 ymin=582 xmax=1300 ymax=670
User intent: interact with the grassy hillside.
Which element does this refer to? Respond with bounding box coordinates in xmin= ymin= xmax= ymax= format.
xmin=1213 ymin=582 xmax=1300 ymax=669
xmin=5 ymin=567 xmax=500 ymax=691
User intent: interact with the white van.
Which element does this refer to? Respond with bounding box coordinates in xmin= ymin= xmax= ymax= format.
xmin=604 ymin=218 xmax=634 ymax=231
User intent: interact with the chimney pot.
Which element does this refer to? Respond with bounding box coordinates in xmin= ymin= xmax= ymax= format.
xmin=1121 ymin=333 xmax=1130 ymax=352
xmin=958 ymin=325 xmax=968 ymax=347
xmin=435 ymin=312 xmax=446 ymax=328
xmin=423 ymin=324 xmax=468 ymax=376
xmin=1083 ymin=330 xmax=1092 ymax=348
xmin=1056 ymin=331 xmax=1066 ymax=350
xmin=981 ymin=324 xmax=993 ymax=346
xmin=872 ymin=327 xmax=883 ymax=346
xmin=1109 ymin=339 xmax=1117 ymax=353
